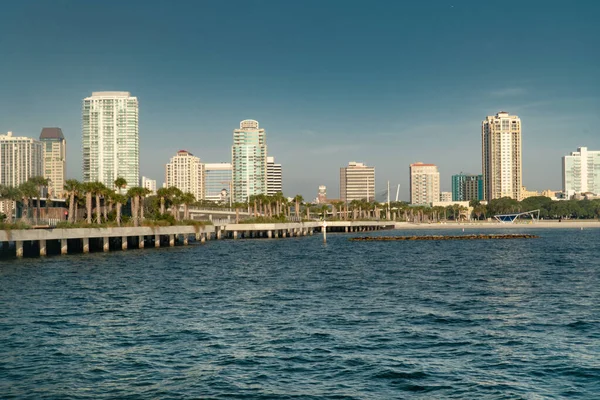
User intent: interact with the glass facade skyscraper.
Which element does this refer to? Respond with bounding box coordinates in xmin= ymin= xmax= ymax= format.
xmin=82 ymin=91 xmax=139 ymax=191
xmin=232 ymin=120 xmax=267 ymax=203
xmin=452 ymin=174 xmax=483 ymax=202
xmin=205 ymin=163 xmax=232 ymax=203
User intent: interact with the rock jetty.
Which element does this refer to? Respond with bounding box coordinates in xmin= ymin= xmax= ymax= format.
xmin=350 ymin=234 xmax=539 ymax=241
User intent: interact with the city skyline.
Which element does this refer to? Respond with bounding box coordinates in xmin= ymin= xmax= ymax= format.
xmin=1 ymin=1 xmax=598 ymax=199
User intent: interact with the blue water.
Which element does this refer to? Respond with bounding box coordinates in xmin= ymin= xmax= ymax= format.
xmin=1 ymin=228 xmax=599 ymax=399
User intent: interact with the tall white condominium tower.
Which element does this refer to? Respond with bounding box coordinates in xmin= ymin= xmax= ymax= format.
xmin=482 ymin=111 xmax=522 ymax=201
xmin=409 ymin=162 xmax=440 ymax=205
xmin=204 ymin=163 xmax=233 ymax=203
xmin=141 ymin=176 xmax=157 ymax=195
xmin=165 ymin=150 xmax=205 ymax=201
xmin=340 ymin=161 xmax=375 ymax=202
xmin=232 ymin=119 xmax=267 ymax=203
xmin=39 ymin=128 xmax=66 ymax=198
xmin=266 ymin=156 xmax=282 ymax=195
xmin=0 ymin=132 xmax=43 ymax=187
xmin=563 ymin=147 xmax=600 ymax=195
xmin=82 ymin=91 xmax=139 ymax=190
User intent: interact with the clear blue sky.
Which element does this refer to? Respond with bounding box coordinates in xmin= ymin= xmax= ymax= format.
xmin=1 ymin=0 xmax=598 ymax=200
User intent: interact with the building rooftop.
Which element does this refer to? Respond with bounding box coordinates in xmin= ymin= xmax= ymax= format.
xmin=40 ymin=127 xmax=64 ymax=140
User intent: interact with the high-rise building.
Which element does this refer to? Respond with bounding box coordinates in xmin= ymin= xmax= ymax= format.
xmin=563 ymin=147 xmax=600 ymax=195
xmin=410 ymin=162 xmax=440 ymax=205
xmin=82 ymin=91 xmax=139 ymax=191
xmin=205 ymin=163 xmax=233 ymax=204
xmin=482 ymin=111 xmax=522 ymax=201
xmin=141 ymin=176 xmax=157 ymax=195
xmin=0 ymin=132 xmax=43 ymax=187
xmin=452 ymin=173 xmax=483 ymax=202
xmin=317 ymin=185 xmax=327 ymax=203
xmin=266 ymin=156 xmax=282 ymax=196
xmin=232 ymin=119 xmax=267 ymax=203
xmin=340 ymin=161 xmax=375 ymax=202
xmin=440 ymin=191 xmax=452 ymax=202
xmin=39 ymin=128 xmax=66 ymax=198
xmin=165 ymin=150 xmax=204 ymax=201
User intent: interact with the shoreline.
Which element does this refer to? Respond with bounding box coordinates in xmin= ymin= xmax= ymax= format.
xmin=394 ymin=221 xmax=600 ymax=229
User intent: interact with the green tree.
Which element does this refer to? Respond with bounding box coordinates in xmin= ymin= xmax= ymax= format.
xmin=181 ymin=192 xmax=196 ymax=220
xmin=293 ymin=194 xmax=303 ymax=220
xmin=113 ymin=193 xmax=128 ymax=226
xmin=0 ymin=185 xmax=21 ymax=222
xmin=18 ymin=181 xmax=38 ymax=223
xmin=28 ymin=176 xmax=49 ymax=223
xmin=64 ymin=179 xmax=81 ymax=223
xmin=157 ymin=187 xmax=170 ymax=215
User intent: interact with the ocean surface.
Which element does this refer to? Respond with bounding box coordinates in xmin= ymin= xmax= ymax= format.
xmin=1 ymin=228 xmax=599 ymax=399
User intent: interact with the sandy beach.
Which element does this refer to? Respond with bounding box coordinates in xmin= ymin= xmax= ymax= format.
xmin=394 ymin=220 xmax=600 ymax=229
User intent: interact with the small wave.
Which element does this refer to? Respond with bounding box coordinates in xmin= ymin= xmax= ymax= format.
xmin=373 ymin=369 xmax=428 ymax=380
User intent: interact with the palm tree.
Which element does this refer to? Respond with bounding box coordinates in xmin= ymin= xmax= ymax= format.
xmin=19 ymin=181 xmax=38 ymax=223
xmin=64 ymin=179 xmax=81 ymax=223
xmin=0 ymin=185 xmax=21 ymax=223
xmin=126 ymin=187 xmax=145 ymax=227
xmin=80 ymin=182 xmax=95 ymax=224
xmin=139 ymin=188 xmax=152 ymax=222
xmin=293 ymin=195 xmax=303 ymax=220
xmin=90 ymin=182 xmax=107 ymax=224
xmin=114 ymin=193 xmax=128 ymax=226
xmin=167 ymin=187 xmax=183 ymax=221
xmin=157 ymin=187 xmax=170 ymax=215
xmin=28 ymin=176 xmax=49 ymax=223
xmin=181 ymin=192 xmax=196 ymax=220
xmin=114 ymin=177 xmax=127 ymax=194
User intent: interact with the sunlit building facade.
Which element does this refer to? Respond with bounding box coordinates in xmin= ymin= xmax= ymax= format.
xmin=165 ymin=150 xmax=204 ymax=201
xmin=410 ymin=162 xmax=440 ymax=205
xmin=232 ymin=120 xmax=267 ymax=203
xmin=40 ymin=128 xmax=66 ymax=198
xmin=82 ymin=91 xmax=139 ymax=191
xmin=452 ymin=173 xmax=483 ymax=202
xmin=0 ymin=132 xmax=43 ymax=187
xmin=266 ymin=156 xmax=282 ymax=196
xmin=340 ymin=161 xmax=375 ymax=202
xmin=563 ymin=147 xmax=600 ymax=195
xmin=482 ymin=111 xmax=522 ymax=201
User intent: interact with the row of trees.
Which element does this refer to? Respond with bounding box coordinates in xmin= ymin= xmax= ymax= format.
xmin=0 ymin=177 xmax=204 ymax=227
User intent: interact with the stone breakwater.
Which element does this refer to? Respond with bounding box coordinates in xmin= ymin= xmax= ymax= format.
xmin=350 ymin=234 xmax=539 ymax=241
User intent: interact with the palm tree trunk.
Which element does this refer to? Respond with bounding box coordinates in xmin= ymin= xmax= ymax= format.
xmin=116 ymin=202 xmax=122 ymax=226
xmin=160 ymin=198 xmax=165 ymax=215
xmin=235 ymin=207 xmax=239 ymax=223
xmin=95 ymin=194 xmax=101 ymax=224
xmin=140 ymin=196 xmax=145 ymax=222
xmin=86 ymin=193 xmax=92 ymax=224
xmin=69 ymin=193 xmax=75 ymax=223
xmin=134 ymin=196 xmax=140 ymax=226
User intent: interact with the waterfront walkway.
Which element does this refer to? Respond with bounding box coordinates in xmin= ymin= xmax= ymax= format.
xmin=0 ymin=221 xmax=394 ymax=258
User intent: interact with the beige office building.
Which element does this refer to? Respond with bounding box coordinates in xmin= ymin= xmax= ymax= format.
xmin=40 ymin=128 xmax=66 ymax=198
xmin=482 ymin=111 xmax=522 ymax=201
xmin=340 ymin=161 xmax=375 ymax=202
xmin=410 ymin=162 xmax=440 ymax=205
xmin=165 ymin=150 xmax=204 ymax=201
